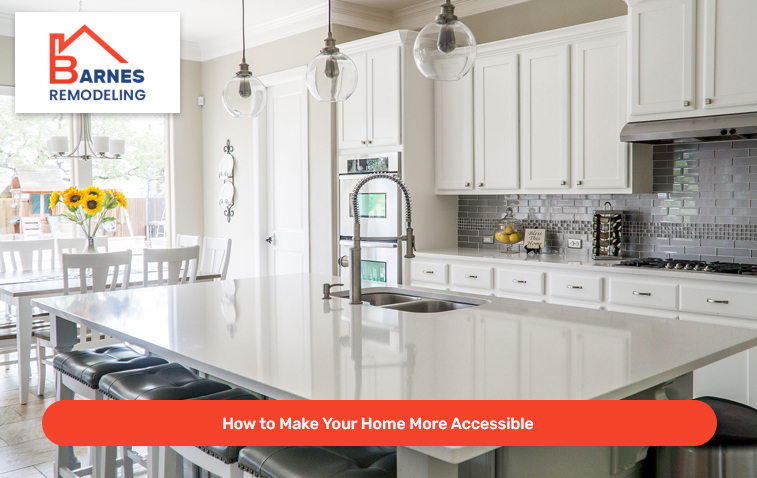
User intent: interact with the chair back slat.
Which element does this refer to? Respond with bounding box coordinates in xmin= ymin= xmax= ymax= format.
xmin=0 ymin=239 xmax=56 ymax=272
xmin=56 ymin=237 xmax=110 ymax=268
xmin=143 ymin=245 xmax=199 ymax=287
xmin=176 ymin=234 xmax=202 ymax=248
xmin=62 ymin=250 xmax=132 ymax=295
xmin=200 ymin=237 xmax=232 ymax=280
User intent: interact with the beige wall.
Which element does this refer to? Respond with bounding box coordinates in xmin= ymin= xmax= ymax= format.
xmin=169 ymin=59 xmax=205 ymax=239
xmin=0 ymin=35 xmax=14 ymax=86
xmin=463 ymin=0 xmax=627 ymax=44
xmin=200 ymin=26 xmax=372 ymax=279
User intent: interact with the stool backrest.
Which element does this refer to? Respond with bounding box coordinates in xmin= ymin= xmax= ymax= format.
xmin=200 ymin=237 xmax=232 ymax=280
xmin=0 ymin=239 xmax=55 ymax=272
xmin=143 ymin=245 xmax=199 ymax=287
xmin=62 ymin=250 xmax=133 ymax=295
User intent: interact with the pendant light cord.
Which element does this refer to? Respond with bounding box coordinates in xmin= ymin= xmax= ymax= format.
xmin=241 ymin=0 xmax=247 ymax=63
xmin=328 ymin=0 xmax=332 ymax=36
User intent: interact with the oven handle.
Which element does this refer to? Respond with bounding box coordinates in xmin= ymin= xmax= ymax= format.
xmin=339 ymin=240 xmax=398 ymax=249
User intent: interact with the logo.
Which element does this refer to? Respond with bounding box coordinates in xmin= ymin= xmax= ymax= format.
xmin=15 ymin=12 xmax=180 ymax=114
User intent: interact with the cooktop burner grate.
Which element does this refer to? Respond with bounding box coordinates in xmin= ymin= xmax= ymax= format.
xmin=617 ymin=258 xmax=757 ymax=274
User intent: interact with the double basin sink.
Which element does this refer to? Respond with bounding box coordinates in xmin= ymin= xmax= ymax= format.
xmin=331 ymin=287 xmax=489 ymax=313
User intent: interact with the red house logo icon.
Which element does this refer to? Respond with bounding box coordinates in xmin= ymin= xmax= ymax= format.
xmin=50 ymin=25 xmax=128 ymax=84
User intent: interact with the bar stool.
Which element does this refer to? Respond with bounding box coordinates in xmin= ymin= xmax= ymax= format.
xmin=237 ymin=446 xmax=398 ymax=478
xmin=97 ymin=362 xmax=233 ymax=478
xmin=657 ymin=396 xmax=757 ymax=478
xmin=160 ymin=389 xmax=262 ymax=478
xmin=52 ymin=345 xmax=168 ymax=478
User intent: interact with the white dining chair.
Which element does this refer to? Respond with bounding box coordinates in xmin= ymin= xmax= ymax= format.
xmin=20 ymin=217 xmax=44 ymax=239
xmin=0 ymin=239 xmax=56 ymax=368
xmin=176 ymin=234 xmax=202 ymax=248
xmin=55 ymin=237 xmax=109 ymax=267
xmin=143 ymin=245 xmax=199 ymax=287
xmin=200 ymin=237 xmax=232 ymax=280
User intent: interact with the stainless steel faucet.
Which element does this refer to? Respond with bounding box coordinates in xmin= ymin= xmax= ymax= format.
xmin=340 ymin=173 xmax=415 ymax=305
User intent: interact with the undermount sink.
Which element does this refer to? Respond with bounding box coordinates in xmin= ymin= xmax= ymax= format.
xmin=331 ymin=288 xmax=488 ymax=313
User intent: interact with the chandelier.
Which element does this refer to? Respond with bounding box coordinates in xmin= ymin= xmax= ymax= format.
xmin=47 ymin=113 xmax=125 ymax=160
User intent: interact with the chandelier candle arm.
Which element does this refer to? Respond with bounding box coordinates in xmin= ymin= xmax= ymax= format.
xmin=48 ymin=114 xmax=124 ymax=160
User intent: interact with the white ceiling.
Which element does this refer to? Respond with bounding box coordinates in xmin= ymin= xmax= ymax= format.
xmin=0 ymin=0 xmax=530 ymax=61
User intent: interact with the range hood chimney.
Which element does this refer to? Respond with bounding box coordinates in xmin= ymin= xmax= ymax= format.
xmin=620 ymin=112 xmax=757 ymax=144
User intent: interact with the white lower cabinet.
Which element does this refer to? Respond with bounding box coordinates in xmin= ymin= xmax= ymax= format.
xmin=451 ymin=265 xmax=494 ymax=290
xmin=497 ymin=268 xmax=545 ymax=296
xmin=680 ymin=284 xmax=757 ymax=319
xmin=550 ymin=274 xmax=603 ymax=302
xmin=410 ymin=261 xmax=448 ymax=286
xmin=609 ymin=278 xmax=678 ymax=310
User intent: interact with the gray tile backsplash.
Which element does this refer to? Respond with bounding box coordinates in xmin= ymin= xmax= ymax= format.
xmin=458 ymin=139 xmax=757 ymax=263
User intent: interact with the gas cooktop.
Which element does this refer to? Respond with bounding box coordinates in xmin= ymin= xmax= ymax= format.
xmin=616 ymin=258 xmax=757 ymax=275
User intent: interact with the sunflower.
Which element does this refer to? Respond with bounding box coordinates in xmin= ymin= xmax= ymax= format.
xmin=112 ymin=190 xmax=127 ymax=209
xmin=82 ymin=186 xmax=103 ymax=198
xmin=49 ymin=191 xmax=60 ymax=210
xmin=81 ymin=194 xmax=104 ymax=215
xmin=63 ymin=187 xmax=84 ymax=208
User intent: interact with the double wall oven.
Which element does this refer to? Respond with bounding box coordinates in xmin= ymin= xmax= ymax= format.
xmin=338 ymin=152 xmax=403 ymax=287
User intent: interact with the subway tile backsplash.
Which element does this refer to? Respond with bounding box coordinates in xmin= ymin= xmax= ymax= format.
xmin=457 ymin=139 xmax=757 ymax=263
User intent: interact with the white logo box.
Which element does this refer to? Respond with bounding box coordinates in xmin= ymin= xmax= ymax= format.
xmin=15 ymin=12 xmax=180 ymax=113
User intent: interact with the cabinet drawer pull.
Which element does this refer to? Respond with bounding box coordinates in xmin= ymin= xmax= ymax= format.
xmin=567 ymin=285 xmax=583 ymax=289
xmin=707 ymin=298 xmax=729 ymax=304
xmin=705 ymin=98 xmax=712 ymax=105
xmin=422 ymin=270 xmax=434 ymax=274
xmin=683 ymin=100 xmax=691 ymax=107
xmin=465 ymin=274 xmax=478 ymax=279
xmin=464 ymin=182 xmax=471 ymax=187
xmin=513 ymin=279 xmax=527 ymax=284
xmin=633 ymin=291 xmax=651 ymax=296
xmin=361 ymin=140 xmax=367 ymax=144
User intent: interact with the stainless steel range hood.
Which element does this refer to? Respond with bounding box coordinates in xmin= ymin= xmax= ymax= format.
xmin=620 ymin=112 xmax=757 ymax=144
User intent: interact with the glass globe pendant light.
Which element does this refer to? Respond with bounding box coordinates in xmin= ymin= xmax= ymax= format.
xmin=413 ymin=0 xmax=477 ymax=81
xmin=306 ymin=0 xmax=358 ymax=102
xmin=222 ymin=0 xmax=266 ymax=117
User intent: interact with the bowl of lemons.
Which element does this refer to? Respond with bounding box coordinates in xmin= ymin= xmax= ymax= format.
xmin=494 ymin=207 xmax=524 ymax=253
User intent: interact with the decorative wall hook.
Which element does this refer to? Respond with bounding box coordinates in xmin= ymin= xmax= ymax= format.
xmin=218 ymin=139 xmax=235 ymax=223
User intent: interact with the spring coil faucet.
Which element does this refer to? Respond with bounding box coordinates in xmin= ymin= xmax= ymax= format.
xmin=347 ymin=173 xmax=415 ymax=305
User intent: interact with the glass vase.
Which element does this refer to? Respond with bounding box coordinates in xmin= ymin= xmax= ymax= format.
xmin=86 ymin=236 xmax=97 ymax=253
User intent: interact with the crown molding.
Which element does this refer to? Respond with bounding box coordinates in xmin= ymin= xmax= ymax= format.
xmin=392 ymin=0 xmax=533 ymax=30
xmin=0 ymin=13 xmax=14 ymax=37
xmin=180 ymin=41 xmax=201 ymax=61
xmin=332 ymin=1 xmax=392 ymax=33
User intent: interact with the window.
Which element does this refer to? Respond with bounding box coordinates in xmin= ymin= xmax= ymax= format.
xmin=90 ymin=113 xmax=168 ymax=251
xmin=0 ymin=87 xmax=71 ymax=236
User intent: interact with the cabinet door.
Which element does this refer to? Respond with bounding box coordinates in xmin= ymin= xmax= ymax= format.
xmin=474 ymin=53 xmax=520 ymax=191
xmin=435 ymin=75 xmax=474 ymax=191
xmin=366 ymin=47 xmax=401 ymax=148
xmin=573 ymin=35 xmax=629 ymax=189
xmin=629 ymin=0 xmax=696 ymax=116
xmin=703 ymin=0 xmax=757 ymax=110
xmin=521 ymin=320 xmax=572 ymax=399
xmin=338 ymin=53 xmax=367 ymax=150
xmin=520 ymin=45 xmax=571 ymax=190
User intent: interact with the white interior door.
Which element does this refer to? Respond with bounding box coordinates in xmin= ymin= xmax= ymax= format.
xmin=262 ymin=68 xmax=310 ymax=277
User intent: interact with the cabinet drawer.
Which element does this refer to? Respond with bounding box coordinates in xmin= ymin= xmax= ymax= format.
xmin=497 ymin=269 xmax=545 ymax=296
xmin=680 ymin=286 xmax=757 ymax=320
xmin=411 ymin=261 xmax=448 ymax=285
xmin=550 ymin=274 xmax=603 ymax=302
xmin=609 ymin=279 xmax=678 ymax=311
xmin=451 ymin=265 xmax=494 ymax=290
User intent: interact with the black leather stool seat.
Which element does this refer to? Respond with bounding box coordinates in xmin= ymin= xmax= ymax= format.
xmin=237 ymin=446 xmax=397 ymax=478
xmin=99 ymin=363 xmax=230 ymax=400
xmin=697 ymin=396 xmax=757 ymax=446
xmin=53 ymin=345 xmax=168 ymax=389
xmin=191 ymin=389 xmax=262 ymax=464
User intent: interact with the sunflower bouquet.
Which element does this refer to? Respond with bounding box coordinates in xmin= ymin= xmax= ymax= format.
xmin=49 ymin=186 xmax=128 ymax=251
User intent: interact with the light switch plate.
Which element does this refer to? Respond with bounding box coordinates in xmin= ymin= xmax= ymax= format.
xmin=482 ymin=236 xmax=494 ymax=244
xmin=568 ymin=238 xmax=582 ymax=249
xmin=198 ymin=96 xmax=205 ymax=106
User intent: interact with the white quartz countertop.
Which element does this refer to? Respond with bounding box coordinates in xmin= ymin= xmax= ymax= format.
xmin=33 ymin=273 xmax=757 ymax=401
xmin=415 ymin=248 xmax=757 ymax=284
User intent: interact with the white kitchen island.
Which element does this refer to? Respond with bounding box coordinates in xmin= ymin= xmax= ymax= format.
xmin=33 ymin=273 xmax=757 ymax=478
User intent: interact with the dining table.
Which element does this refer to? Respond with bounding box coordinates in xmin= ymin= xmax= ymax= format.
xmin=2 ymin=266 xmax=220 ymax=405
xmin=31 ymin=272 xmax=757 ymax=478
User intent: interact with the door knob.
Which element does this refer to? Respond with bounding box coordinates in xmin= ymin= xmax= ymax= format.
xmin=367 ymin=140 xmax=373 ymax=144
xmin=705 ymin=98 xmax=712 ymax=105
xmin=478 ymin=182 xmax=484 ymax=187
xmin=265 ymin=236 xmax=273 ymax=244
xmin=560 ymin=180 xmax=566 ymax=186
xmin=361 ymin=140 xmax=367 ymax=144
xmin=464 ymin=182 xmax=471 ymax=187
xmin=576 ymin=180 xmax=583 ymax=186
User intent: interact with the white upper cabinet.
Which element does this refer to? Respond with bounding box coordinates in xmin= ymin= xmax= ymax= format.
xmin=338 ymin=53 xmax=367 ymax=150
xmin=474 ymin=53 xmax=520 ymax=191
xmin=703 ymin=0 xmax=757 ymax=110
xmin=520 ymin=45 xmax=571 ymax=190
xmin=629 ymin=0 xmax=696 ymax=117
xmin=337 ymin=46 xmax=401 ymax=151
xmin=435 ymin=75 xmax=474 ymax=192
xmin=573 ymin=35 xmax=629 ymax=189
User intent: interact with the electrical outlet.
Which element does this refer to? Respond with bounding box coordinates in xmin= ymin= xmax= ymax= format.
xmin=198 ymin=96 xmax=205 ymax=106
xmin=568 ymin=238 xmax=583 ymax=249
xmin=482 ymin=235 xmax=494 ymax=244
